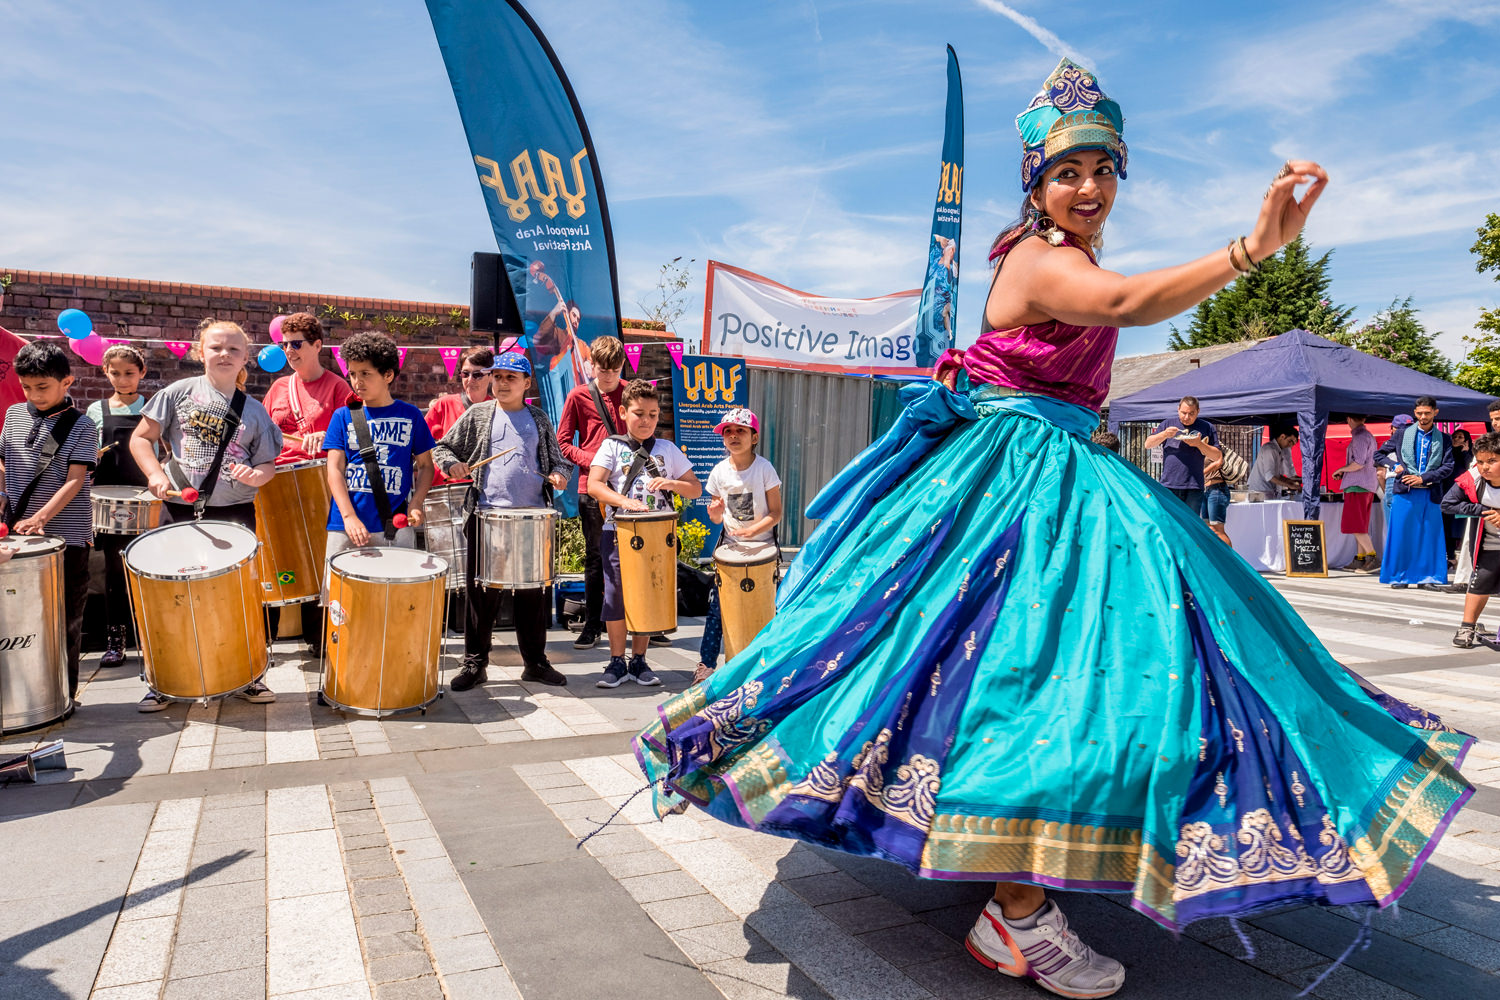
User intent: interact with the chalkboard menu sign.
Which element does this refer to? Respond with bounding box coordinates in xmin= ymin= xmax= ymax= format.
xmin=1283 ymin=520 xmax=1327 ymax=577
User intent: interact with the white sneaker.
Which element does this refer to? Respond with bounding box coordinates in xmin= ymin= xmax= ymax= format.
xmin=236 ymin=680 xmax=276 ymax=704
xmin=966 ymin=898 xmax=1124 ymax=998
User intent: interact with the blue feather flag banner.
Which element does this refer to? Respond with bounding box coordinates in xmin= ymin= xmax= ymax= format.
xmin=426 ymin=0 xmax=623 ymax=430
xmin=913 ymin=47 xmax=963 ymax=370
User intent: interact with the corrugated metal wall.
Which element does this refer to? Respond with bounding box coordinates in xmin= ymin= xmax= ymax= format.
xmin=749 ymin=369 xmax=874 ymax=546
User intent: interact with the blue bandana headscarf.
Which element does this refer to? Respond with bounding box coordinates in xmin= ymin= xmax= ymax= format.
xmin=490 ymin=352 xmax=532 ymax=376
xmin=1017 ymin=58 xmax=1127 ymax=192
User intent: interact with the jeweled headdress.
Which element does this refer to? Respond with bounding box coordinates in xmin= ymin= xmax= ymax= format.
xmin=1017 ymin=58 xmax=1127 ymax=191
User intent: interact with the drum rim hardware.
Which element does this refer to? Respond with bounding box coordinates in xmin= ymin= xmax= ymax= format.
xmin=123 ymin=521 xmax=260 ymax=582
xmin=327 ymin=548 xmax=449 ymax=585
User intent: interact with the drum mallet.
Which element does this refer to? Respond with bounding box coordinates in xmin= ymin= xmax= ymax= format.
xmin=166 ymin=487 xmax=201 ymax=503
xmin=0 ymin=523 xmax=8 ymax=538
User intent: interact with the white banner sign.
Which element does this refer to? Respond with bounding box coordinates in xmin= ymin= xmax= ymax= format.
xmin=701 ymin=261 xmax=924 ymax=376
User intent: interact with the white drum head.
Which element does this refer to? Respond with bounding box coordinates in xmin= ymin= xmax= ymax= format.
xmin=125 ymin=520 xmax=258 ymax=578
xmin=2 ymin=535 xmax=65 ymax=559
xmin=715 ymin=539 xmax=779 ymax=566
xmin=330 ymin=546 xmax=448 ymax=582
xmin=93 ymin=485 xmax=154 ymax=502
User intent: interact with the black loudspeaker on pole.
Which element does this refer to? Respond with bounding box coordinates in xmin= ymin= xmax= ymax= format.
xmin=470 ymin=252 xmax=524 ymax=354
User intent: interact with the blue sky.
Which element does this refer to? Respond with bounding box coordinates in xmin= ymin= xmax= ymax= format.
xmin=4 ymin=0 xmax=1498 ymax=360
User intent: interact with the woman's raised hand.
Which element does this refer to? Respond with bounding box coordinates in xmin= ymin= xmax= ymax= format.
xmin=1248 ymin=160 xmax=1328 ymax=262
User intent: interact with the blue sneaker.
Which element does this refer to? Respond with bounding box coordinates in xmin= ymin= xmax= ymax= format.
xmin=629 ymin=654 xmax=661 ymax=687
xmin=596 ymin=656 xmax=629 ymax=689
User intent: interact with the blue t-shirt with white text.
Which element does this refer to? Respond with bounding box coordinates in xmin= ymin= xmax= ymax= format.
xmin=323 ymin=400 xmax=435 ymax=533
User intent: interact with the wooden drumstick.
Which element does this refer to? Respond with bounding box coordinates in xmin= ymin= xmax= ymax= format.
xmin=98 ymin=442 xmax=117 ymax=456
xmin=464 ymin=447 xmax=517 ymax=474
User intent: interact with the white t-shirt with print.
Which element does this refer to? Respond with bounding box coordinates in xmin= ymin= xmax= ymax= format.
xmin=706 ymin=454 xmax=782 ymax=543
xmin=591 ymin=436 xmax=693 ymax=522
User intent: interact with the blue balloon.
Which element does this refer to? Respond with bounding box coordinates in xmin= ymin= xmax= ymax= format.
xmin=57 ymin=308 xmax=93 ymax=340
xmin=257 ymin=344 xmax=287 ymax=373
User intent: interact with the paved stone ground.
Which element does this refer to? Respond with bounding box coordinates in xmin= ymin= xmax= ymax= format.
xmin=2 ymin=572 xmax=1498 ymax=999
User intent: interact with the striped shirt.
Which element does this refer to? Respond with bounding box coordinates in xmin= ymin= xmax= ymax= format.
xmin=1 ymin=401 xmax=98 ymax=546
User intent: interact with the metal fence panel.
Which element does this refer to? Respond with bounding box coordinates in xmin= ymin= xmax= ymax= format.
xmin=1117 ymin=422 xmax=1262 ymax=483
xmin=749 ymin=369 xmax=874 ymax=547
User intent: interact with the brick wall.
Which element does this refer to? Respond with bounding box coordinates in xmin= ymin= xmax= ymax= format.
xmin=0 ymin=268 xmax=678 ymax=418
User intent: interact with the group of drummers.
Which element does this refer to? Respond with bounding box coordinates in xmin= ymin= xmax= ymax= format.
xmin=0 ymin=315 xmax=783 ymax=724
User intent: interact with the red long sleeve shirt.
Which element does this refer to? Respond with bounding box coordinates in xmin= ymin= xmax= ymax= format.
xmin=557 ymin=381 xmax=624 ymax=494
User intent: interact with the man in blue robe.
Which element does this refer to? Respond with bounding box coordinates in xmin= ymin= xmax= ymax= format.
xmin=1378 ymin=395 xmax=1453 ymax=589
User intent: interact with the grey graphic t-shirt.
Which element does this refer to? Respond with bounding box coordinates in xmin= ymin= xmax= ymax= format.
xmin=142 ymin=376 xmax=282 ymax=506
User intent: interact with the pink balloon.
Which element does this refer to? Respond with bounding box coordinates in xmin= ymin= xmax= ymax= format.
xmin=71 ymin=333 xmax=106 ymax=366
xmin=269 ymin=315 xmax=285 ymax=343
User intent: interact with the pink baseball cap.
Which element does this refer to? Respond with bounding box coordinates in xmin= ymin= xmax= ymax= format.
xmin=714 ymin=407 xmax=759 ymax=434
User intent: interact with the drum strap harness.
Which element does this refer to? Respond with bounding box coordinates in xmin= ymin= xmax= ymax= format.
xmin=606 ymin=434 xmax=662 ymax=518
xmin=590 ymin=382 xmax=619 ymax=436
xmin=4 ymin=406 xmax=83 ymax=527
xmin=349 ymin=400 xmax=400 ymax=541
xmin=168 ymin=389 xmax=246 ymax=519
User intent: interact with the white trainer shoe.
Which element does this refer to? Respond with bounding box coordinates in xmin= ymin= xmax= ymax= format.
xmin=966 ymin=898 xmax=1125 ymax=998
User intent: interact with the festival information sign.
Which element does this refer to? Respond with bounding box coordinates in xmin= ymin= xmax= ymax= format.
xmin=672 ymin=353 xmax=749 ymax=554
xmin=702 ymin=262 xmax=924 ymax=377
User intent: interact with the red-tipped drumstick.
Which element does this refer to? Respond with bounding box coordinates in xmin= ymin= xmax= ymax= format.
xmin=392 ymin=513 xmax=409 ymax=530
xmin=0 ymin=523 xmax=9 ymax=538
xmin=168 ymin=487 xmax=200 ymax=503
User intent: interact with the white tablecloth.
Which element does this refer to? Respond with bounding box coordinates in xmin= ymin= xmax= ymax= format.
xmin=1226 ymin=499 xmax=1386 ymax=573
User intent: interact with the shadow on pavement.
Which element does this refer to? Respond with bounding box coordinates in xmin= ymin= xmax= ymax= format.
xmin=0 ymin=848 xmax=253 ymax=1000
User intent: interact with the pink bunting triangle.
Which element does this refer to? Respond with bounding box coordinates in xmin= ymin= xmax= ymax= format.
xmin=623 ymin=343 xmax=644 ymax=372
xmin=666 ymin=342 xmax=684 ymax=369
xmin=332 ymin=345 xmax=349 ymax=376
xmin=397 ymin=346 xmax=408 ymax=370
xmin=439 ymin=346 xmax=461 ymax=378
xmin=165 ymin=341 xmax=191 ymax=358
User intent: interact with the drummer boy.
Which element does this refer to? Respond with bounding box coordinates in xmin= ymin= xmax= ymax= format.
xmin=433 ymin=351 xmax=573 ymax=691
xmin=1 ymin=340 xmax=98 ymax=700
xmin=587 ymin=379 xmax=701 ymax=690
xmin=322 ymin=332 xmax=434 ymax=559
xmin=696 ymin=407 xmax=782 ymax=682
xmin=132 ymin=319 xmax=283 ymax=711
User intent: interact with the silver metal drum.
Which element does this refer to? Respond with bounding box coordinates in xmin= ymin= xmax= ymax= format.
xmin=422 ymin=484 xmax=470 ymax=590
xmin=475 ymin=507 xmax=557 ymax=590
xmin=0 ymin=535 xmax=72 ymax=735
xmin=92 ymin=486 xmax=163 ymax=536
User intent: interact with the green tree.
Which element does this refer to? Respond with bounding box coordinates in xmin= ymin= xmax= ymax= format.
xmin=1453 ymin=213 xmax=1500 ymax=395
xmin=1332 ymin=296 xmax=1451 ymax=380
xmin=1168 ymin=236 xmax=1354 ymax=349
xmin=636 ymin=257 xmax=697 ymax=334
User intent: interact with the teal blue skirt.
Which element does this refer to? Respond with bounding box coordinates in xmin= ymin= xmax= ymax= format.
xmin=635 ymin=380 xmax=1473 ymax=931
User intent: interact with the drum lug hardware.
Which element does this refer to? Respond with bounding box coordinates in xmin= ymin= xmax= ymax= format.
xmin=630 ymin=536 xmax=644 ymax=551
xmin=740 ymin=579 xmax=756 ymax=593
xmin=666 ymin=533 xmax=675 ymax=548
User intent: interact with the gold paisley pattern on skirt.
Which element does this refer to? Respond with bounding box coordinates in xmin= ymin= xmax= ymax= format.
xmin=1172 ymin=808 xmax=1364 ymax=901
xmin=781 ymin=729 xmax=942 ymax=834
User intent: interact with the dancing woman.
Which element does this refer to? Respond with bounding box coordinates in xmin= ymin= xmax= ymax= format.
xmin=635 ymin=60 xmax=1472 ymax=998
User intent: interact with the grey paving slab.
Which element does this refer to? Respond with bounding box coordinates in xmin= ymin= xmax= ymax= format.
xmin=702 ymin=956 xmax=835 ymax=1000
xmin=855 ymin=922 xmax=964 ymax=968
xmin=412 ymin=768 xmax=720 ymax=1000
xmin=1253 ymin=906 xmax=1500 ymax=1000
xmin=0 ymin=802 xmax=153 ymax=1000
xmin=161 ymin=967 xmax=267 ymax=1000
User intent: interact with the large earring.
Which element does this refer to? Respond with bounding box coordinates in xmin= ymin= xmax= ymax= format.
xmin=1032 ymin=205 xmax=1068 ymax=245
xmin=1091 ymin=223 xmax=1105 ymax=253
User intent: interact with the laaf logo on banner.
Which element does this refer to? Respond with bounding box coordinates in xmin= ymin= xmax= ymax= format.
xmin=475 ymin=148 xmax=590 ymax=222
xmin=702 ymin=261 xmax=924 ymax=377
xmin=680 ymin=361 xmax=743 ymax=404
